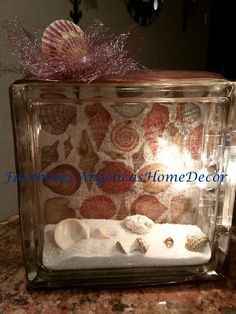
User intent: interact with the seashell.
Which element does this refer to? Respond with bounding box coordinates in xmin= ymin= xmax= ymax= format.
xmin=43 ymin=164 xmax=81 ymax=195
xmin=187 ymin=125 xmax=204 ymax=159
xmin=165 ymin=123 xmax=184 ymax=151
xmin=44 ymin=197 xmax=75 ymax=224
xmin=142 ymin=103 xmax=169 ymax=156
xmin=132 ymin=143 xmax=145 ymax=172
xmin=85 ymin=103 xmax=112 ymax=150
xmin=41 ymin=140 xmax=59 ymax=170
xmin=111 ymin=103 xmax=146 ymax=118
xmin=139 ymin=163 xmax=171 ymax=194
xmin=54 ymin=218 xmax=90 ymax=250
xmin=116 ymin=241 xmax=127 ymax=254
xmin=171 ymin=195 xmax=192 ymax=223
xmin=177 ymin=103 xmax=201 ymax=124
xmin=64 ymin=135 xmax=73 ymax=159
xmin=124 ymin=214 xmax=154 ymax=234
xmin=111 ymin=120 xmax=139 ymax=152
xmin=104 ymin=150 xmax=125 ymax=160
xmin=42 ymin=20 xmax=90 ymax=60
xmin=77 ymin=129 xmax=99 ymax=190
xmin=96 ymin=162 xmax=134 ymax=194
xmin=116 ymin=198 xmax=130 ymax=220
xmin=185 ymin=230 xmax=209 ymax=252
xmin=136 ymin=238 xmax=149 ymax=253
xmin=131 ymin=195 xmax=167 ymax=221
xmin=163 ymin=237 xmax=174 ymax=248
xmin=39 ymin=104 xmax=77 ymax=135
xmin=79 ymin=195 xmax=116 ymax=219
xmin=92 ymin=227 xmax=110 ymax=239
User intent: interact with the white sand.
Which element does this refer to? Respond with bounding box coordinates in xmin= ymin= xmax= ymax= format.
xmin=43 ymin=220 xmax=211 ymax=270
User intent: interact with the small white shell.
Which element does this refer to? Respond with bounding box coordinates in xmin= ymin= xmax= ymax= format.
xmin=54 ymin=218 xmax=90 ymax=250
xmin=185 ymin=230 xmax=209 ymax=252
xmin=136 ymin=238 xmax=149 ymax=253
xmin=91 ymin=227 xmax=110 ymax=239
xmin=116 ymin=241 xmax=127 ymax=254
xmin=124 ymin=214 xmax=154 ymax=234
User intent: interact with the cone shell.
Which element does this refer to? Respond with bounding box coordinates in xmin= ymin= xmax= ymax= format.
xmin=44 ymin=197 xmax=75 ymax=224
xmin=41 ymin=140 xmax=59 ymax=170
xmin=39 ymin=104 xmax=77 ymax=135
xmin=85 ymin=103 xmax=112 ymax=150
xmin=96 ymin=162 xmax=134 ymax=194
xmin=64 ymin=135 xmax=73 ymax=159
xmin=131 ymin=195 xmax=167 ymax=221
xmin=187 ymin=125 xmax=203 ymax=159
xmin=139 ymin=163 xmax=171 ymax=194
xmin=111 ymin=103 xmax=146 ymax=118
xmin=142 ymin=103 xmax=169 ymax=156
xmin=177 ymin=103 xmax=201 ymax=124
xmin=132 ymin=143 xmax=145 ymax=172
xmin=43 ymin=164 xmax=81 ymax=195
xmin=111 ymin=120 xmax=139 ymax=152
xmin=79 ymin=195 xmax=117 ymax=219
xmin=124 ymin=214 xmax=154 ymax=234
xmin=42 ymin=20 xmax=90 ymax=60
xmin=171 ymin=195 xmax=192 ymax=223
xmin=185 ymin=230 xmax=209 ymax=252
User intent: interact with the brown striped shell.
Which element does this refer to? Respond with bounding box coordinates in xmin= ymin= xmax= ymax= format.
xmin=111 ymin=120 xmax=139 ymax=152
xmin=41 ymin=140 xmax=59 ymax=170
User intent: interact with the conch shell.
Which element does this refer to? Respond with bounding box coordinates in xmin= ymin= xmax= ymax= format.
xmin=44 ymin=197 xmax=75 ymax=224
xmin=185 ymin=230 xmax=209 ymax=252
xmin=111 ymin=103 xmax=146 ymax=118
xmin=39 ymin=104 xmax=77 ymax=135
xmin=64 ymin=135 xmax=73 ymax=159
xmin=54 ymin=218 xmax=90 ymax=250
xmin=142 ymin=103 xmax=169 ymax=156
xmin=187 ymin=125 xmax=204 ymax=159
xmin=111 ymin=120 xmax=139 ymax=152
xmin=85 ymin=103 xmax=112 ymax=150
xmin=124 ymin=214 xmax=154 ymax=234
xmin=132 ymin=143 xmax=145 ymax=172
xmin=116 ymin=241 xmax=127 ymax=254
xmin=41 ymin=140 xmax=59 ymax=170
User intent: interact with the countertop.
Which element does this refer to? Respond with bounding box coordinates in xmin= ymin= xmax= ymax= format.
xmin=0 ymin=215 xmax=236 ymax=314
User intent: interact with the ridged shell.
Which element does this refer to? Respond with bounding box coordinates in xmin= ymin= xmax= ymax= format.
xmin=124 ymin=214 xmax=154 ymax=234
xmin=111 ymin=120 xmax=139 ymax=152
xmin=187 ymin=125 xmax=203 ymax=159
xmin=116 ymin=241 xmax=127 ymax=254
xmin=163 ymin=237 xmax=174 ymax=248
xmin=54 ymin=218 xmax=90 ymax=250
xmin=44 ymin=197 xmax=75 ymax=224
xmin=142 ymin=103 xmax=169 ymax=156
xmin=42 ymin=20 xmax=90 ymax=60
xmin=39 ymin=104 xmax=76 ymax=135
xmin=43 ymin=164 xmax=81 ymax=195
xmin=79 ymin=195 xmax=117 ymax=219
xmin=104 ymin=150 xmax=125 ymax=160
xmin=132 ymin=143 xmax=145 ymax=172
xmin=185 ymin=230 xmax=209 ymax=252
xmin=41 ymin=140 xmax=59 ymax=170
xmin=111 ymin=103 xmax=146 ymax=118
xmin=92 ymin=227 xmax=110 ymax=239
xmin=136 ymin=238 xmax=149 ymax=253
xmin=64 ymin=135 xmax=73 ymax=159
xmin=131 ymin=195 xmax=167 ymax=221
xmin=177 ymin=103 xmax=201 ymax=124
xmin=85 ymin=103 xmax=112 ymax=150
xmin=171 ymin=195 xmax=192 ymax=223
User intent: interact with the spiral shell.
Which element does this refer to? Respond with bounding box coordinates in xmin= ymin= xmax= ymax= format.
xmin=41 ymin=140 xmax=59 ymax=170
xmin=104 ymin=150 xmax=125 ymax=160
xmin=111 ymin=120 xmax=139 ymax=152
xmin=187 ymin=125 xmax=204 ymax=159
xmin=185 ymin=230 xmax=209 ymax=252
xmin=43 ymin=164 xmax=81 ymax=195
xmin=111 ymin=103 xmax=146 ymax=118
xmin=44 ymin=197 xmax=75 ymax=224
xmin=42 ymin=20 xmax=90 ymax=60
xmin=39 ymin=104 xmax=76 ymax=135
xmin=64 ymin=135 xmax=73 ymax=159
xmin=85 ymin=103 xmax=112 ymax=150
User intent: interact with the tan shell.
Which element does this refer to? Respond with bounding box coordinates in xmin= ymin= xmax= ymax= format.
xmin=39 ymin=104 xmax=76 ymax=135
xmin=124 ymin=214 xmax=154 ymax=234
xmin=136 ymin=238 xmax=149 ymax=253
xmin=132 ymin=143 xmax=145 ymax=172
xmin=104 ymin=150 xmax=125 ymax=160
xmin=111 ymin=120 xmax=139 ymax=152
xmin=92 ymin=227 xmax=110 ymax=239
xmin=111 ymin=103 xmax=146 ymax=118
xmin=185 ymin=230 xmax=209 ymax=252
xmin=41 ymin=140 xmax=59 ymax=170
xmin=44 ymin=197 xmax=75 ymax=224
xmin=116 ymin=241 xmax=127 ymax=254
xmin=64 ymin=135 xmax=73 ymax=159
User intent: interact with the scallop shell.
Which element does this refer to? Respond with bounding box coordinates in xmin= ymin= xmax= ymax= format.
xmin=64 ymin=135 xmax=73 ymax=159
xmin=116 ymin=241 xmax=127 ymax=254
xmin=111 ymin=103 xmax=146 ymax=118
xmin=177 ymin=103 xmax=201 ymax=124
xmin=85 ymin=103 xmax=112 ymax=150
xmin=111 ymin=120 xmax=139 ymax=152
xmin=187 ymin=125 xmax=204 ymax=159
xmin=171 ymin=195 xmax=192 ymax=223
xmin=79 ymin=195 xmax=117 ymax=219
xmin=42 ymin=20 xmax=90 ymax=60
xmin=139 ymin=163 xmax=171 ymax=194
xmin=142 ymin=103 xmax=169 ymax=156
xmin=136 ymin=238 xmax=149 ymax=253
xmin=77 ymin=129 xmax=99 ymax=190
xmin=131 ymin=195 xmax=167 ymax=221
xmin=44 ymin=197 xmax=75 ymax=224
xmin=132 ymin=143 xmax=145 ymax=172
xmin=96 ymin=162 xmax=134 ymax=194
xmin=39 ymin=104 xmax=77 ymax=135
xmin=124 ymin=214 xmax=154 ymax=234
xmin=54 ymin=218 xmax=90 ymax=250
xmin=41 ymin=140 xmax=59 ymax=170
xmin=92 ymin=227 xmax=110 ymax=239
xmin=43 ymin=164 xmax=81 ymax=195
xmin=185 ymin=230 xmax=209 ymax=252
xmin=104 ymin=150 xmax=125 ymax=160
xmin=163 ymin=237 xmax=174 ymax=248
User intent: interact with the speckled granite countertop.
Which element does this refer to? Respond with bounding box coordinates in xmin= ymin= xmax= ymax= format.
xmin=0 ymin=215 xmax=236 ymax=314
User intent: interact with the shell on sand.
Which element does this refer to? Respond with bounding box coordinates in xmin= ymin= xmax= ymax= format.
xmin=185 ymin=230 xmax=209 ymax=252
xmin=111 ymin=103 xmax=146 ymax=118
xmin=44 ymin=197 xmax=75 ymax=224
xmin=171 ymin=195 xmax=192 ymax=223
xmin=43 ymin=164 xmax=81 ymax=195
xmin=64 ymin=135 xmax=73 ymax=159
xmin=39 ymin=104 xmax=76 ymax=135
xmin=136 ymin=237 xmax=149 ymax=253
xmin=85 ymin=103 xmax=112 ymax=150
xmin=124 ymin=214 xmax=154 ymax=235
xmin=111 ymin=120 xmax=139 ymax=152
xmin=41 ymin=140 xmax=59 ymax=170
xmin=142 ymin=103 xmax=169 ymax=156
xmin=132 ymin=143 xmax=145 ymax=172
xmin=163 ymin=237 xmax=174 ymax=248
xmin=79 ymin=195 xmax=117 ymax=219
xmin=116 ymin=241 xmax=127 ymax=254
xmin=187 ymin=125 xmax=204 ymax=159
